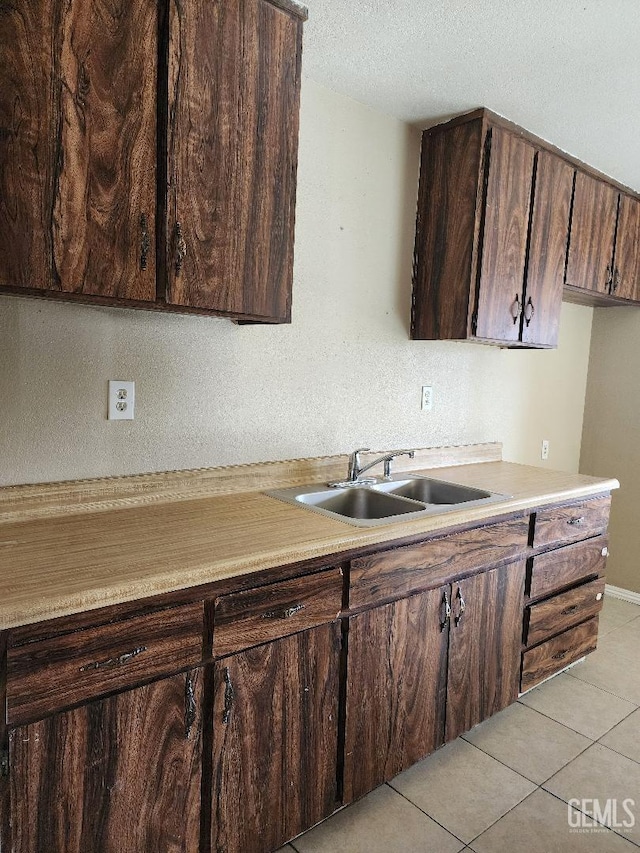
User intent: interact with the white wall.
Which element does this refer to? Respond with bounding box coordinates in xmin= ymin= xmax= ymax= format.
xmin=581 ymin=309 xmax=640 ymax=593
xmin=0 ymin=79 xmax=593 ymax=486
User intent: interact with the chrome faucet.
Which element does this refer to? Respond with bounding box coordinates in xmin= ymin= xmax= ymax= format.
xmin=329 ymin=448 xmax=416 ymax=488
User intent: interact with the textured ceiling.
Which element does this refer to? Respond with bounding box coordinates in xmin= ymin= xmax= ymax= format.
xmin=302 ymin=0 xmax=640 ymax=189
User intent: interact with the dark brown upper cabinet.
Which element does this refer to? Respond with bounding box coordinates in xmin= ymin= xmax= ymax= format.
xmin=565 ymin=171 xmax=618 ymax=297
xmin=412 ymin=111 xmax=572 ymax=348
xmin=0 ymin=0 xmax=306 ymax=322
xmin=610 ymin=194 xmax=640 ymax=301
xmin=0 ymin=0 xmax=157 ymax=302
xmin=165 ymin=0 xmax=304 ymax=321
xmin=412 ymin=108 xmax=640 ymax=348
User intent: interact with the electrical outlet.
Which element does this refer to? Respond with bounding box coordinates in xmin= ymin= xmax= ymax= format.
xmin=421 ymin=386 xmax=433 ymax=412
xmin=541 ymin=439 xmax=550 ymax=461
xmin=108 ymin=380 xmax=135 ymax=420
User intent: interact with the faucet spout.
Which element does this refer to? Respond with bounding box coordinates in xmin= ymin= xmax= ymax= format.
xmin=329 ymin=448 xmax=416 ymax=487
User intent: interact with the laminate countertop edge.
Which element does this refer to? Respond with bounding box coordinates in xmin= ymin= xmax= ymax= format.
xmin=0 ymin=460 xmax=619 ymax=630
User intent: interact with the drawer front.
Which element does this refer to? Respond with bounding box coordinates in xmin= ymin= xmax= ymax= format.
xmin=533 ymin=495 xmax=610 ymax=549
xmin=529 ymin=535 xmax=608 ymax=600
xmin=349 ymin=517 xmax=529 ymax=610
xmin=525 ymin=576 xmax=606 ymax=647
xmin=7 ymin=602 xmax=204 ymax=725
xmin=521 ymin=617 xmax=599 ymax=692
xmin=213 ymin=568 xmax=343 ymax=658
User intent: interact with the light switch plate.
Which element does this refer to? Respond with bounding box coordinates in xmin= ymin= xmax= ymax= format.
xmin=108 ymin=380 xmax=135 ymax=420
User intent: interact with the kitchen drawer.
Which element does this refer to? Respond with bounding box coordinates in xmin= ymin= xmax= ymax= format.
xmin=525 ymin=576 xmax=605 ymax=647
xmin=213 ymin=568 xmax=342 ymax=658
xmin=521 ymin=617 xmax=599 ymax=692
xmin=349 ymin=517 xmax=529 ymax=610
xmin=7 ymin=602 xmax=204 ymax=725
xmin=533 ymin=495 xmax=610 ymax=549
xmin=529 ymin=535 xmax=608 ymax=600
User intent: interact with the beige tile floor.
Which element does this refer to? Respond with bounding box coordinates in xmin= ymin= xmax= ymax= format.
xmin=279 ymin=595 xmax=640 ymax=852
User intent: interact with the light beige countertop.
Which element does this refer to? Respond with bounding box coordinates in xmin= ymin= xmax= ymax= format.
xmin=0 ymin=444 xmax=619 ymax=629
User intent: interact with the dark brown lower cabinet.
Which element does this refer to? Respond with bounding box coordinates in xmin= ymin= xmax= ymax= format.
xmin=445 ymin=561 xmax=526 ymax=741
xmin=343 ymin=588 xmax=448 ymax=803
xmin=211 ymin=623 xmax=341 ymax=853
xmin=344 ymin=561 xmax=526 ymax=804
xmin=6 ymin=670 xmax=203 ymax=853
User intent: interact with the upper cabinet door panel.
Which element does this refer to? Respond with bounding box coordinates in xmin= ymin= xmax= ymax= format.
xmin=475 ymin=128 xmax=535 ymax=343
xmin=0 ymin=0 xmax=53 ymax=291
xmin=565 ymin=171 xmax=618 ymax=294
xmin=167 ymin=0 xmax=303 ymax=320
xmin=0 ymin=0 xmax=157 ymax=300
xmin=521 ymin=152 xmax=574 ymax=347
xmin=612 ymin=194 xmax=640 ymax=301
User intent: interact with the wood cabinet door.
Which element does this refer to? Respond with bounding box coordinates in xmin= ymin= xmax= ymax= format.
xmin=612 ymin=194 xmax=640 ymax=301
xmin=474 ymin=128 xmax=535 ymax=343
xmin=211 ymin=623 xmax=340 ymax=853
xmin=0 ymin=0 xmax=157 ymax=300
xmin=343 ymin=589 xmax=449 ymax=803
xmin=565 ymin=171 xmax=618 ymax=295
xmin=521 ymin=152 xmax=574 ymax=347
xmin=7 ymin=670 xmax=203 ymax=853
xmin=166 ymin=0 xmax=303 ymax=321
xmin=445 ymin=561 xmax=525 ymax=742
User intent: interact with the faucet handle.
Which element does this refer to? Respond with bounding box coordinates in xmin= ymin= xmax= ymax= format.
xmin=383 ymin=449 xmax=416 ymax=480
xmin=348 ymin=447 xmax=370 ymax=480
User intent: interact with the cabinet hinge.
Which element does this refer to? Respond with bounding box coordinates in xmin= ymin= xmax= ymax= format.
xmin=0 ymin=748 xmax=8 ymax=778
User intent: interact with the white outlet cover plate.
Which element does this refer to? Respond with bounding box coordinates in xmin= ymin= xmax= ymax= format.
xmin=108 ymin=380 xmax=135 ymax=421
xmin=421 ymin=385 xmax=433 ymax=412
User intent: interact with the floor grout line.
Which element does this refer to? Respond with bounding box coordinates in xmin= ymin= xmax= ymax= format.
xmin=566 ymin=669 xmax=640 ymax=706
xmin=385 ymin=782 xmax=468 ymax=846
xmin=543 ymin=787 xmax=640 ymax=849
xmin=516 ymin=693 xmax=638 ymax=740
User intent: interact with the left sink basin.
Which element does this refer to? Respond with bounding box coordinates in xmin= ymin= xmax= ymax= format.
xmin=266 ymin=484 xmax=426 ymax=526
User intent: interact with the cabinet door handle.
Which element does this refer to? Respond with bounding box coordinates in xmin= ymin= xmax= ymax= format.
xmin=510 ymin=294 xmax=522 ymax=324
xmin=262 ymin=604 xmax=305 ymax=620
xmin=185 ymin=671 xmax=197 ymax=739
xmin=560 ymin=604 xmax=579 ymax=616
xmin=222 ymin=667 xmax=235 ymax=725
xmin=605 ymin=264 xmax=612 ymax=290
xmin=552 ymin=650 xmax=568 ymax=661
xmin=140 ymin=213 xmax=150 ymax=271
xmin=175 ymin=222 xmax=187 ymax=276
xmin=454 ymin=588 xmax=466 ymax=627
xmin=79 ymin=645 xmax=147 ymax=672
xmin=613 ymin=267 xmax=621 ymax=294
xmin=440 ymin=590 xmax=451 ymax=631
xmin=524 ymin=297 xmax=535 ymax=327
xmin=567 ymin=516 xmax=585 ymax=526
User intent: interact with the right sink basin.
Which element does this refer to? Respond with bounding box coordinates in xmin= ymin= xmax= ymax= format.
xmin=373 ymin=478 xmax=492 ymax=504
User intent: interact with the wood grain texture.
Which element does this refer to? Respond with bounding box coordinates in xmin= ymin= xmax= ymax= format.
xmin=0 ymin=0 xmax=157 ymax=299
xmin=411 ymin=118 xmax=484 ymax=340
xmin=445 ymin=560 xmax=525 ymax=741
xmin=213 ymin=568 xmax=342 ymax=657
xmin=612 ymin=193 xmax=640 ymax=301
xmin=521 ymin=152 xmax=574 ymax=347
xmin=474 ymin=128 xmax=535 ymax=343
xmin=7 ymin=603 xmax=203 ymax=725
xmin=521 ymin=617 xmax=599 ymax=692
xmin=211 ymin=623 xmax=340 ymax=853
xmin=9 ymin=669 xmax=203 ymax=853
xmin=529 ymin=535 xmax=608 ymax=601
xmin=343 ymin=589 xmax=448 ymax=803
xmin=533 ymin=495 xmax=611 ymax=549
xmin=349 ymin=517 xmax=529 ymax=610
xmin=166 ymin=0 xmax=303 ymax=320
xmin=525 ymin=576 xmax=605 ymax=647
xmin=565 ymin=171 xmax=618 ymax=295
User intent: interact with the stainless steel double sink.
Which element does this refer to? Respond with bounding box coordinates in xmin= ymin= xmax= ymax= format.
xmin=266 ymin=475 xmax=509 ymax=527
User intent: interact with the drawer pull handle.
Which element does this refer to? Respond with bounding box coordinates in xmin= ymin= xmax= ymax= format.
xmin=185 ymin=672 xmax=197 ymax=739
xmin=561 ymin=604 xmax=579 ymax=616
xmin=441 ymin=590 xmax=451 ymax=631
xmin=551 ymin=650 xmax=568 ymax=661
xmin=454 ymin=588 xmax=466 ymax=627
xmin=596 ymin=592 xmax=603 ymax=601
xmin=79 ymin=645 xmax=147 ymax=672
xmin=223 ymin=667 xmax=235 ymax=725
xmin=263 ymin=604 xmax=305 ymax=620
xmin=602 ymin=547 xmax=609 ymax=557
xmin=567 ymin=516 xmax=585 ymax=526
